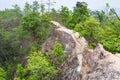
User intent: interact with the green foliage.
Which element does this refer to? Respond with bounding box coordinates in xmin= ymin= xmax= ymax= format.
xmin=74 ymin=16 xmax=120 ymax=52
xmin=12 ymin=4 xmax=22 ymax=18
xmin=0 ymin=67 xmax=6 ymax=80
xmin=100 ymin=26 xmax=120 ymax=53
xmin=0 ymin=26 xmax=22 ymax=63
xmin=74 ymin=2 xmax=88 ymax=10
xmin=101 ymin=36 xmax=120 ymax=53
xmin=91 ymin=10 xmax=106 ymax=26
xmin=0 ymin=5 xmax=22 ymax=22
xmin=15 ymin=42 xmax=65 ymax=80
xmin=88 ymin=3 xmax=120 ymax=52
xmin=66 ymin=1 xmax=90 ymax=29
xmin=1 ymin=1 xmax=120 ymax=80
xmin=50 ymin=8 xmax=58 ymax=21
xmin=21 ymin=12 xmax=52 ymax=45
xmin=27 ymin=50 xmax=57 ymax=80
xmin=74 ymin=17 xmax=100 ymax=44
xmin=15 ymin=64 xmax=26 ymax=80
xmin=14 ymin=47 xmax=58 ymax=80
xmin=47 ymin=42 xmax=65 ymax=66
xmin=22 ymin=12 xmax=40 ymax=33
xmin=32 ymin=0 xmax=40 ymax=12
xmin=0 ymin=26 xmax=28 ymax=79
xmin=114 ymin=21 xmax=120 ymax=36
xmin=36 ymin=13 xmax=52 ymax=44
xmin=0 ymin=5 xmax=23 ymax=65
xmin=73 ymin=3 xmax=89 ymax=23
xmin=40 ymin=5 xmax=45 ymax=13
xmin=60 ymin=6 xmax=71 ymax=26
xmin=24 ymin=2 xmax=32 ymax=15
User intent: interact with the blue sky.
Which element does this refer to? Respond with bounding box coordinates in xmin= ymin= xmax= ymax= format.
xmin=0 ymin=0 xmax=120 ymax=11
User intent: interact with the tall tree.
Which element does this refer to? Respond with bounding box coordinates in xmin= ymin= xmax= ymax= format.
xmin=69 ymin=1 xmax=90 ymax=29
xmin=21 ymin=12 xmax=40 ymax=39
xmin=91 ymin=10 xmax=106 ymax=26
xmin=74 ymin=1 xmax=87 ymax=10
xmin=40 ymin=4 xmax=45 ymax=13
xmin=24 ymin=2 xmax=32 ymax=15
xmin=32 ymin=0 xmax=40 ymax=12
xmin=60 ymin=6 xmax=71 ymax=26
xmin=12 ymin=4 xmax=22 ymax=18
xmin=73 ymin=1 xmax=89 ymax=23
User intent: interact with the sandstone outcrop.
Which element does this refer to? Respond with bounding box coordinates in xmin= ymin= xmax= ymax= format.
xmin=41 ymin=21 xmax=120 ymax=80
xmin=81 ymin=44 xmax=120 ymax=80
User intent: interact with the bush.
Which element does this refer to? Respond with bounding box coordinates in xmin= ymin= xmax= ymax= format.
xmin=27 ymin=48 xmax=58 ymax=80
xmin=15 ymin=46 xmax=58 ymax=80
xmin=47 ymin=42 xmax=65 ymax=67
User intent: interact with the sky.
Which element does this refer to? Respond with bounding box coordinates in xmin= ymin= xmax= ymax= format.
xmin=0 ymin=0 xmax=120 ymax=11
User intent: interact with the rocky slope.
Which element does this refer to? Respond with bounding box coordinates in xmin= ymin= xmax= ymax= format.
xmin=41 ymin=21 xmax=120 ymax=80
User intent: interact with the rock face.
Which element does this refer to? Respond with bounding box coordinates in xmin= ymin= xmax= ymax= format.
xmin=81 ymin=44 xmax=120 ymax=80
xmin=41 ymin=21 xmax=120 ymax=80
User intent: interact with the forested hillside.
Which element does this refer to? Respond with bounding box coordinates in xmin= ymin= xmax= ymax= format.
xmin=0 ymin=1 xmax=120 ymax=80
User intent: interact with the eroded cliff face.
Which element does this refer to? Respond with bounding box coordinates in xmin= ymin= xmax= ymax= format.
xmin=41 ymin=21 xmax=120 ymax=80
